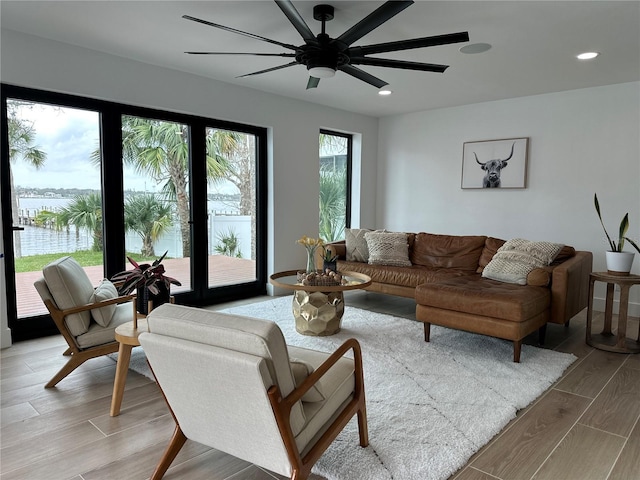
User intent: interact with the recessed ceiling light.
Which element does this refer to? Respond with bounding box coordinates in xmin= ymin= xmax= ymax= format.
xmin=577 ymin=52 xmax=599 ymax=60
xmin=459 ymin=43 xmax=492 ymax=54
xmin=378 ymin=88 xmax=392 ymax=96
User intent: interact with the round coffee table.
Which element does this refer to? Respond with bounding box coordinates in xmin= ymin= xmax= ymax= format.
xmin=269 ymin=270 xmax=372 ymax=336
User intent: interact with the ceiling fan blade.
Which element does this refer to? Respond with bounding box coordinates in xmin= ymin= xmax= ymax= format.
xmin=237 ymin=61 xmax=299 ymax=78
xmin=352 ymin=32 xmax=470 ymax=56
xmin=185 ymin=52 xmax=296 ymax=58
xmin=338 ymin=64 xmax=388 ymax=89
xmin=335 ymin=1 xmax=413 ymax=48
xmin=182 ymin=14 xmax=299 ymax=51
xmin=350 ymin=57 xmax=448 ymax=73
xmin=275 ymin=0 xmax=316 ymax=43
xmin=306 ymin=76 xmax=320 ymax=89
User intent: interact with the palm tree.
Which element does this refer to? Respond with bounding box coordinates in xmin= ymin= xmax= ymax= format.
xmin=7 ymin=100 xmax=47 ymax=257
xmin=124 ymin=194 xmax=173 ymax=257
xmin=121 ymin=117 xmax=233 ymax=258
xmin=319 ymin=167 xmax=347 ymax=242
xmin=56 ymin=193 xmax=103 ymax=251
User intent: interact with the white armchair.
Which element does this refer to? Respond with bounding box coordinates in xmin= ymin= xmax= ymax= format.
xmin=34 ymin=256 xmax=135 ymax=388
xmin=139 ymin=303 xmax=369 ymax=480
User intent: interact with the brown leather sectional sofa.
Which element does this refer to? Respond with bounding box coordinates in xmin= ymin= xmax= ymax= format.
xmin=326 ymin=233 xmax=592 ymax=362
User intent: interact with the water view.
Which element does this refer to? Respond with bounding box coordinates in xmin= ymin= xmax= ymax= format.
xmin=16 ymin=196 xmax=243 ymax=259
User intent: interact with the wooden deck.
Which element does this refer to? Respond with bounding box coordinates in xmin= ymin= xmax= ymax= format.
xmin=14 ymin=255 xmax=256 ymax=318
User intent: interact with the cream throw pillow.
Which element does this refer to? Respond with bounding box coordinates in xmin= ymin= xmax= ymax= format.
xmin=90 ymin=279 xmax=119 ymax=327
xmin=365 ymin=231 xmax=412 ymax=267
xmin=482 ymin=238 xmax=564 ymax=285
xmin=345 ymin=228 xmax=372 ymax=262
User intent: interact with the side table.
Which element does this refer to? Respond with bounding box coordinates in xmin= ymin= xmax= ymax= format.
xmin=586 ymin=272 xmax=640 ymax=354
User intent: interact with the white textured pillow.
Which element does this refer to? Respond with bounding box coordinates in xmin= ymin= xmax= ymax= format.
xmin=482 ymin=238 xmax=564 ymax=285
xmin=90 ymin=279 xmax=119 ymax=327
xmin=365 ymin=231 xmax=412 ymax=267
xmin=290 ymin=358 xmax=326 ymax=402
xmin=345 ymin=228 xmax=372 ymax=262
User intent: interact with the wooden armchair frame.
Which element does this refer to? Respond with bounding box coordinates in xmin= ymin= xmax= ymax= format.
xmin=149 ymin=338 xmax=369 ymax=480
xmin=41 ymin=293 xmax=135 ymax=388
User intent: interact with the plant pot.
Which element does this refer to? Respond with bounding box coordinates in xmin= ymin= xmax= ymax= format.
xmin=136 ymin=282 xmax=170 ymax=314
xmin=605 ymin=251 xmax=635 ymax=276
xmin=323 ymin=260 xmax=337 ymax=273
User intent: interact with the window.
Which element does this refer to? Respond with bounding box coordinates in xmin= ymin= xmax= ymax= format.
xmin=1 ymin=84 xmax=267 ymax=340
xmin=319 ymin=130 xmax=352 ymax=242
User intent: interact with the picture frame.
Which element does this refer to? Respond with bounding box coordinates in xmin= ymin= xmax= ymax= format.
xmin=461 ymin=137 xmax=529 ymax=189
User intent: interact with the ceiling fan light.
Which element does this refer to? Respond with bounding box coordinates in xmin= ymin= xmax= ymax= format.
xmin=308 ymin=66 xmax=336 ymax=78
xmin=378 ymin=88 xmax=392 ymax=96
xmin=577 ymin=52 xmax=599 ymax=60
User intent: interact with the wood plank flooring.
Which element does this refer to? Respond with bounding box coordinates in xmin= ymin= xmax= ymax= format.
xmin=1 ymin=291 xmax=639 ymax=480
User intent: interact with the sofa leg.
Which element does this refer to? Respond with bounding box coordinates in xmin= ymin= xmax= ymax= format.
xmin=423 ymin=323 xmax=431 ymax=342
xmin=538 ymin=324 xmax=547 ymax=345
xmin=513 ymin=340 xmax=522 ymax=363
xmin=564 ymin=319 xmax=570 ymax=328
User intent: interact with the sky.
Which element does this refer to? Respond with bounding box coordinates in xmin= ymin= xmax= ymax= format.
xmin=9 ymin=102 xmax=236 ymax=195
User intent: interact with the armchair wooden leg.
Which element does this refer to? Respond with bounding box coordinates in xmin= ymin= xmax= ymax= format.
xmin=357 ymin=406 xmax=369 ymax=447
xmin=62 ymin=347 xmax=72 ymax=356
xmin=150 ymin=425 xmax=188 ymax=480
xmin=45 ymin=355 xmax=87 ymax=388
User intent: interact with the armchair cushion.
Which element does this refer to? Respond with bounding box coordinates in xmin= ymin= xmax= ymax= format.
xmin=75 ymin=303 xmax=133 ymax=349
xmin=289 ymin=357 xmax=326 ymax=402
xmin=89 ymin=279 xmax=118 ymax=327
xmin=42 ymin=256 xmax=94 ymax=336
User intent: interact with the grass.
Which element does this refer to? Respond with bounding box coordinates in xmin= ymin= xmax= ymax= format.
xmin=14 ymin=250 xmax=159 ymax=273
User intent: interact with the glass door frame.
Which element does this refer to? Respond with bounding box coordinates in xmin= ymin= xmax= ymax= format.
xmin=1 ymin=84 xmax=267 ymax=341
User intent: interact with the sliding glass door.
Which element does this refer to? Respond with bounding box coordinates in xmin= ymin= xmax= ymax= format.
xmin=6 ymin=99 xmax=104 ymax=333
xmin=1 ymin=85 xmax=267 ymax=341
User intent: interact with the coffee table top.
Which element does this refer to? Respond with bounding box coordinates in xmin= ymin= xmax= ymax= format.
xmin=269 ymin=270 xmax=372 ymax=292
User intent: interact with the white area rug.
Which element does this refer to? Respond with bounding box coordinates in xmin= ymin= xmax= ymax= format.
xmin=118 ymin=296 xmax=576 ymax=480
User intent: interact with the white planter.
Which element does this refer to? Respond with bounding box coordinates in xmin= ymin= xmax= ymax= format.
xmin=605 ymin=251 xmax=635 ymax=275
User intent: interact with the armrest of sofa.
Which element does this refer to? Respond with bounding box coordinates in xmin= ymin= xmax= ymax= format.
xmin=549 ymin=250 xmax=593 ymax=324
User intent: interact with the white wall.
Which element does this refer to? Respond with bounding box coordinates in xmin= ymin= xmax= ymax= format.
xmin=378 ymin=82 xmax=640 ymax=314
xmin=0 ymin=29 xmax=379 ymax=293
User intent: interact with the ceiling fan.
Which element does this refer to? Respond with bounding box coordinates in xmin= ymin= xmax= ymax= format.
xmin=183 ymin=0 xmax=470 ymax=90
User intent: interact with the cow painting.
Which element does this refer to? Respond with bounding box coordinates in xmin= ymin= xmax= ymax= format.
xmin=474 ymin=142 xmax=515 ymax=188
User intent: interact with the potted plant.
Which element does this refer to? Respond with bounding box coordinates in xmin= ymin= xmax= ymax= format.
xmin=321 ymin=245 xmax=339 ymax=273
xmin=594 ymin=193 xmax=640 ymax=275
xmin=110 ymin=250 xmax=181 ymax=314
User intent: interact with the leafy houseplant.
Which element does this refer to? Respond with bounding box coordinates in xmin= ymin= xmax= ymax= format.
xmin=110 ymin=251 xmax=181 ymax=313
xmin=594 ymin=193 xmax=640 ymax=274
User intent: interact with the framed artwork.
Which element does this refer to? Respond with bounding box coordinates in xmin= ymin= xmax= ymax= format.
xmin=461 ymin=137 xmax=529 ymax=189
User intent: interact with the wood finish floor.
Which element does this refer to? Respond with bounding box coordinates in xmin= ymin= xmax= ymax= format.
xmin=1 ymin=291 xmax=639 ymax=480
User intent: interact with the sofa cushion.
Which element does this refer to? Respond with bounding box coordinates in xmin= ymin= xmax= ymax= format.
xmin=42 ymin=256 xmax=94 ymax=337
xmin=415 ymin=275 xmax=550 ymax=322
xmin=345 ymin=228 xmax=372 ymax=262
xmin=482 ymin=238 xmax=564 ymax=285
xmin=89 ymin=279 xmax=119 ymax=327
xmin=337 ymin=260 xmax=472 ymax=288
xmin=477 ymin=237 xmax=506 ymax=273
xmin=410 ymin=233 xmax=487 ymax=272
xmin=365 ymin=231 xmax=411 ymax=267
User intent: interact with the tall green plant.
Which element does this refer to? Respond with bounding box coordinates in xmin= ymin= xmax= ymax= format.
xmin=594 ymin=193 xmax=640 ymax=253
xmin=319 ymin=167 xmax=347 ymax=242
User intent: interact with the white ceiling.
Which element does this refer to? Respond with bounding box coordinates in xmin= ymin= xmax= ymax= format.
xmin=2 ymin=1 xmax=639 ymax=117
